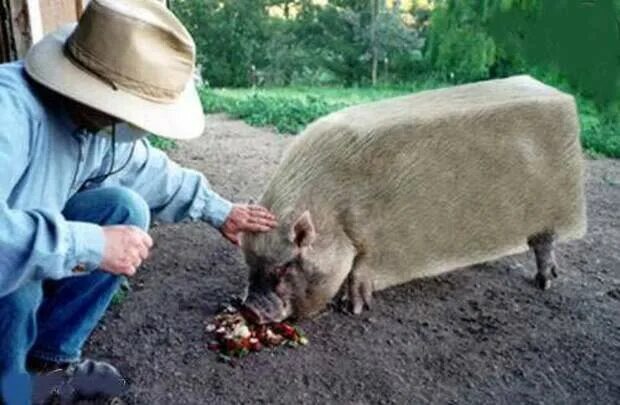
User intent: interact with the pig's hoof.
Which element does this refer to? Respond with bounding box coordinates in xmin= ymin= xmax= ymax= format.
xmin=331 ymin=293 xmax=349 ymax=313
xmin=535 ymin=273 xmax=551 ymax=290
xmin=535 ymin=265 xmax=558 ymax=291
xmin=348 ymin=276 xmax=373 ymax=315
xmin=351 ymin=298 xmax=364 ymax=315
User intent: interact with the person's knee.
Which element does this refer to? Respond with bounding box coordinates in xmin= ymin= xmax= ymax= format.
xmin=108 ymin=187 xmax=150 ymax=230
xmin=64 ymin=187 xmax=151 ymax=230
xmin=94 ymin=187 xmax=150 ymax=231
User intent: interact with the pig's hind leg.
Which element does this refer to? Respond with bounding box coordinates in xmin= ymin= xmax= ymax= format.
xmin=527 ymin=231 xmax=559 ymax=290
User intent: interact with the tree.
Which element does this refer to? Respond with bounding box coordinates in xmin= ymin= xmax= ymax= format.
xmin=427 ymin=0 xmax=620 ymax=104
xmin=170 ymin=0 xmax=426 ymax=87
xmin=489 ymin=0 xmax=619 ymax=105
xmin=426 ymin=0 xmax=498 ymax=83
xmin=311 ymin=1 xmax=422 ymax=85
xmin=370 ymin=0 xmax=380 ymax=85
xmin=170 ymin=0 xmax=271 ymax=87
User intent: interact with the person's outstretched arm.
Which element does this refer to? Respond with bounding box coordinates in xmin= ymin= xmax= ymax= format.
xmin=101 ymin=127 xmax=276 ymax=243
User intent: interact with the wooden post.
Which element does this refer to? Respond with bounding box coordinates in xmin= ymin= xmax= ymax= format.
xmin=0 ymin=0 xmax=27 ymax=62
xmin=2 ymin=0 xmax=33 ymax=60
xmin=75 ymin=0 xmax=85 ymax=18
xmin=0 ymin=0 xmax=12 ymax=61
xmin=24 ymin=0 xmax=41 ymax=43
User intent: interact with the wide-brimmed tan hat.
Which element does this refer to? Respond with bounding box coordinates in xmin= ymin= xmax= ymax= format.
xmin=24 ymin=0 xmax=204 ymax=140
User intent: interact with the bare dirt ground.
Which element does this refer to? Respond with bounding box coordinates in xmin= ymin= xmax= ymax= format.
xmin=85 ymin=114 xmax=620 ymax=405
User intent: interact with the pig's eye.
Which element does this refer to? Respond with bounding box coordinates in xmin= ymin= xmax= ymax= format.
xmin=275 ymin=265 xmax=291 ymax=278
xmin=274 ymin=258 xmax=301 ymax=279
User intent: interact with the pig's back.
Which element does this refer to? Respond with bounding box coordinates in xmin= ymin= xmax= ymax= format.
xmin=263 ymin=75 xmax=586 ymax=290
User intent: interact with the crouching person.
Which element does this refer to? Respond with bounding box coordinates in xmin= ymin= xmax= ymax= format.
xmin=0 ymin=1 xmax=277 ymax=403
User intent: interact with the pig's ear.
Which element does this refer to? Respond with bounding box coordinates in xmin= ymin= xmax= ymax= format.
xmin=290 ymin=210 xmax=316 ymax=248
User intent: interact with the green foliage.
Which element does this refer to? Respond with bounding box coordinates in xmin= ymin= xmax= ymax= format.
xmin=111 ymin=287 xmax=127 ymax=307
xmin=170 ymin=0 xmax=424 ymax=87
xmin=577 ymin=99 xmax=620 ymax=159
xmin=500 ymin=0 xmax=618 ymax=105
xmin=170 ymin=0 xmax=270 ymax=87
xmin=431 ymin=26 xmax=496 ymax=82
xmin=111 ymin=276 xmax=131 ymax=307
xmin=428 ymin=0 xmax=620 ymax=105
xmin=148 ymin=135 xmax=176 ymax=151
xmin=427 ymin=0 xmax=497 ymax=82
xmin=202 ymin=91 xmax=339 ymax=133
xmin=200 ymin=88 xmax=341 ymax=133
xmin=297 ymin=4 xmax=424 ymax=85
xmin=525 ymin=68 xmax=620 ymax=158
xmin=199 ymin=81 xmax=446 ymax=133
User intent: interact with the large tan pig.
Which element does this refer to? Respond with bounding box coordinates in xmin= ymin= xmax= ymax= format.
xmin=240 ymin=75 xmax=587 ymax=323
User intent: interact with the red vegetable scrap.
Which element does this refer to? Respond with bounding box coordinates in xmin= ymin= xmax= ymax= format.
xmin=205 ymin=310 xmax=308 ymax=359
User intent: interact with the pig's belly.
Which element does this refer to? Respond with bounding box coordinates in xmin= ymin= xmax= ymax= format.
xmin=367 ymin=240 xmax=529 ymax=292
xmin=345 ymin=150 xmax=584 ymax=291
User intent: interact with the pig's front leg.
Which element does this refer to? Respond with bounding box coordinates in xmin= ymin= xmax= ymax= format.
xmin=347 ymin=256 xmax=375 ymax=315
xmin=527 ymin=231 xmax=559 ymax=290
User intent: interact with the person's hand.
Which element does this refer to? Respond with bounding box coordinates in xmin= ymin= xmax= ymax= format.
xmin=100 ymin=225 xmax=153 ymax=276
xmin=220 ymin=204 xmax=278 ymax=245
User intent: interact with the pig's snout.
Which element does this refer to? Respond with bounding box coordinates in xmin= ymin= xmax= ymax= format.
xmin=242 ymin=291 xmax=288 ymax=324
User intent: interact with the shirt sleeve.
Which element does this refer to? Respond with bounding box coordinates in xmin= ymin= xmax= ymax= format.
xmin=0 ymin=107 xmax=105 ymax=298
xmin=101 ymin=126 xmax=233 ymax=228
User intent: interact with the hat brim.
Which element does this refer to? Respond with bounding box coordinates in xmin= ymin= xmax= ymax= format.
xmin=24 ymin=24 xmax=205 ymax=140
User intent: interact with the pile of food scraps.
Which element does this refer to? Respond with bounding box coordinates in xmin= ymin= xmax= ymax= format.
xmin=206 ymin=307 xmax=308 ymax=361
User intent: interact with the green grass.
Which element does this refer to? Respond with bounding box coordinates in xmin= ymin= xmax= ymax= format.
xmin=575 ymin=99 xmax=619 ymax=159
xmin=148 ymin=134 xmax=177 ymax=151
xmin=528 ymin=69 xmax=620 ymax=159
xmin=199 ymin=82 xmax=445 ymax=134
xmin=199 ymin=84 xmax=619 ymax=159
xmin=110 ymin=288 xmax=127 ymax=307
xmin=110 ymin=276 xmax=131 ymax=307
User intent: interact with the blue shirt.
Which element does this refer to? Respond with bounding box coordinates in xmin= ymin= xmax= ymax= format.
xmin=0 ymin=61 xmax=233 ymax=297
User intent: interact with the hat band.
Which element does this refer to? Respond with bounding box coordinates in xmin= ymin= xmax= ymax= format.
xmin=64 ymin=36 xmax=182 ymax=104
